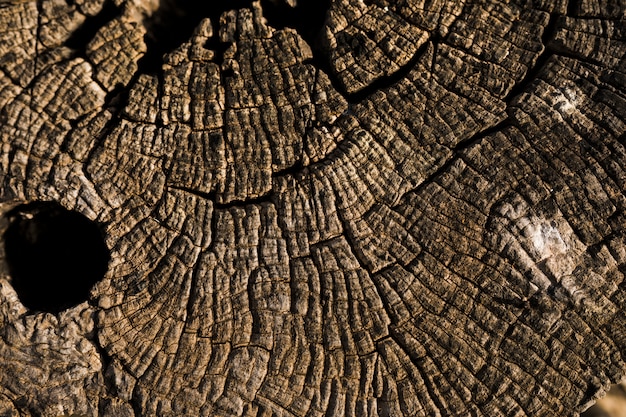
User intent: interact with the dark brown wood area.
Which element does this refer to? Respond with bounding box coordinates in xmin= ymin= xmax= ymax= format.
xmin=0 ymin=0 xmax=624 ymax=416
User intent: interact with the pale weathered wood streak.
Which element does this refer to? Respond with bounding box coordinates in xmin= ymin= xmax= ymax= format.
xmin=0 ymin=0 xmax=624 ymax=416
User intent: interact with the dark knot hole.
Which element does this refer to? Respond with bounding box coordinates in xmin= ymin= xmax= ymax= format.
xmin=3 ymin=201 xmax=110 ymax=314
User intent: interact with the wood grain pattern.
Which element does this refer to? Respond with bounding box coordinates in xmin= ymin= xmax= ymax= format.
xmin=0 ymin=0 xmax=624 ymax=416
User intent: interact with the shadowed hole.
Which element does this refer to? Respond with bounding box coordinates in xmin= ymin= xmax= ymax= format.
xmin=3 ymin=201 xmax=110 ymax=314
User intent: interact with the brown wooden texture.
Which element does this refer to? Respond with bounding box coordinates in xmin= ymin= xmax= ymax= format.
xmin=0 ymin=0 xmax=624 ymax=416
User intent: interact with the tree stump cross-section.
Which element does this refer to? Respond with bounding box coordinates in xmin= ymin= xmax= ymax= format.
xmin=0 ymin=0 xmax=624 ymax=416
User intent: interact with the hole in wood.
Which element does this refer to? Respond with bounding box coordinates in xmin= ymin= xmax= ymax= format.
xmin=3 ymin=202 xmax=110 ymax=314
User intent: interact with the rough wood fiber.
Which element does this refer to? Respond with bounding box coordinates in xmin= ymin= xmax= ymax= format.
xmin=0 ymin=0 xmax=624 ymax=416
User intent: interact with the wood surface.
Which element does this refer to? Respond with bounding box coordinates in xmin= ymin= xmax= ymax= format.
xmin=0 ymin=0 xmax=624 ymax=416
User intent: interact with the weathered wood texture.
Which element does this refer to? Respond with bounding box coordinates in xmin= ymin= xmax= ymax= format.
xmin=0 ymin=0 xmax=624 ymax=416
